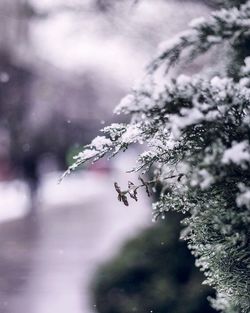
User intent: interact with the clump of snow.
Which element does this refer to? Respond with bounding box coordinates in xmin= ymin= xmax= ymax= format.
xmin=73 ymin=149 xmax=98 ymax=161
xmin=121 ymin=124 xmax=141 ymax=144
xmin=176 ymin=74 xmax=191 ymax=87
xmin=191 ymin=169 xmax=214 ymax=190
xmin=210 ymin=77 xmax=231 ymax=100
xmin=236 ymin=183 xmax=250 ymax=209
xmin=0 ymin=180 xmax=30 ymax=222
xmin=39 ymin=171 xmax=108 ymax=208
xmin=239 ymin=77 xmax=250 ymax=87
xmin=158 ymin=34 xmax=182 ymax=54
xmin=222 ymin=141 xmax=250 ymax=166
xmin=157 ymin=30 xmax=193 ymax=55
xmin=115 ymin=94 xmax=135 ymax=114
xmin=198 ymin=169 xmax=214 ymax=190
xmin=243 ymin=113 xmax=250 ymax=125
xmin=241 ymin=56 xmax=250 ymax=75
xmin=189 ymin=16 xmax=206 ymax=28
xmin=169 ymin=107 xmax=204 ymax=138
xmin=205 ymin=110 xmax=220 ymax=121
xmin=90 ymin=136 xmax=111 ymax=150
xmin=73 ymin=136 xmax=112 ymax=162
xmin=207 ymin=36 xmax=222 ymax=43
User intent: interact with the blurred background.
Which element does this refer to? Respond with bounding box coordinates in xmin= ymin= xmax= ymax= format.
xmin=0 ymin=1 xmax=217 ymax=313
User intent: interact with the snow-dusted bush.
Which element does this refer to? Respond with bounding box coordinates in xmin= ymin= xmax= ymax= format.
xmin=66 ymin=2 xmax=250 ymax=312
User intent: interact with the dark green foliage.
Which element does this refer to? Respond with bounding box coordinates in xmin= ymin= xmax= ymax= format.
xmin=92 ymin=213 xmax=216 ymax=313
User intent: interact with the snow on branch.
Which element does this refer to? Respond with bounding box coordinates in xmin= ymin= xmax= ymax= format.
xmin=64 ymin=2 xmax=250 ymax=312
xmin=148 ymin=1 xmax=250 ymax=73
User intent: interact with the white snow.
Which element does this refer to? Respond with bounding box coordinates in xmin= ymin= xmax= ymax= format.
xmin=205 ymin=110 xmax=220 ymax=121
xmin=90 ymin=136 xmax=111 ymax=150
xmin=115 ymin=94 xmax=135 ymax=114
xmin=236 ymin=183 xmax=250 ymax=209
xmin=0 ymin=180 xmax=30 ymax=222
xmin=222 ymin=141 xmax=250 ymax=166
xmin=239 ymin=77 xmax=250 ymax=86
xmin=176 ymin=74 xmax=191 ymax=86
xmin=169 ymin=107 xmax=204 ymax=138
xmin=74 ymin=149 xmax=97 ymax=161
xmin=241 ymin=56 xmax=250 ymax=74
xmin=157 ymin=30 xmax=195 ymax=56
xmin=0 ymin=173 xmax=109 ymax=223
xmin=210 ymin=76 xmax=230 ymax=90
xmin=189 ymin=16 xmax=206 ymax=28
xmin=121 ymin=124 xmax=141 ymax=144
xmin=190 ymin=169 xmax=214 ymax=190
xmin=72 ymin=136 xmax=111 ymax=162
xmin=38 ymin=171 xmax=108 ymax=209
xmin=158 ymin=33 xmax=183 ymax=54
xmin=198 ymin=169 xmax=214 ymax=190
xmin=207 ymin=36 xmax=222 ymax=43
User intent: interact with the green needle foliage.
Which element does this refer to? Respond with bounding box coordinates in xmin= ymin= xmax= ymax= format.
xmin=67 ymin=1 xmax=250 ymax=312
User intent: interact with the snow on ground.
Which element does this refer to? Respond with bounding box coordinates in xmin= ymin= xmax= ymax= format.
xmin=0 ymin=151 xmax=149 ymax=221
xmin=0 ymin=170 xmax=115 ymax=222
xmin=0 ymin=180 xmax=30 ymax=222
xmin=38 ymin=171 xmax=108 ymax=209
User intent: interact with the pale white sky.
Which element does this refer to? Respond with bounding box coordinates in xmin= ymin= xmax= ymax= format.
xmin=30 ymin=0 xmax=209 ymax=87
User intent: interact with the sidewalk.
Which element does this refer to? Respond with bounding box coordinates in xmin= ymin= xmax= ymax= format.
xmin=0 ymin=170 xmax=151 ymax=313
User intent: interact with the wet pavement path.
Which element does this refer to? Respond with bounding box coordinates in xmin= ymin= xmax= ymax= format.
xmin=0 ymin=171 xmax=151 ymax=313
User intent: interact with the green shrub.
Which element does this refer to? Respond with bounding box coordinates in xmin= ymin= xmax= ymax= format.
xmin=92 ymin=213 xmax=216 ymax=313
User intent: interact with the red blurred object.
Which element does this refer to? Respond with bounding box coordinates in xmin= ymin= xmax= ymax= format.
xmin=0 ymin=158 xmax=13 ymax=181
xmin=88 ymin=159 xmax=112 ymax=174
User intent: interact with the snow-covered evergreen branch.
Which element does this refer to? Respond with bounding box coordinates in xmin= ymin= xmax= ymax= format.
xmin=148 ymin=1 xmax=250 ymax=73
xmin=65 ymin=2 xmax=250 ymax=312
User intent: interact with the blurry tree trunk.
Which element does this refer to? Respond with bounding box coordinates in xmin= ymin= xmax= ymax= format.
xmin=0 ymin=0 xmax=38 ymax=212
